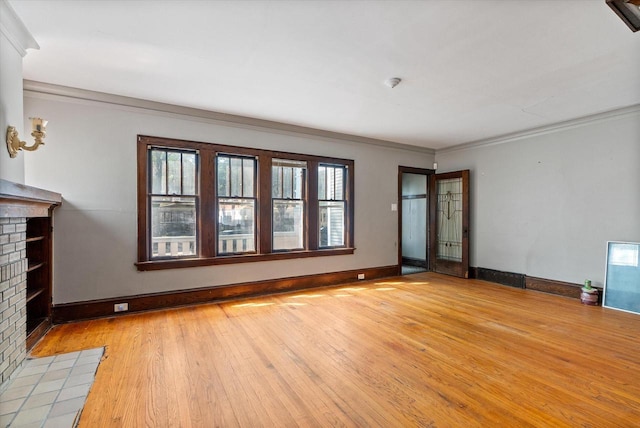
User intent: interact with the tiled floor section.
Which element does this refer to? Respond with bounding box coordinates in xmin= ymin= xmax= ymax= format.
xmin=0 ymin=347 xmax=104 ymax=428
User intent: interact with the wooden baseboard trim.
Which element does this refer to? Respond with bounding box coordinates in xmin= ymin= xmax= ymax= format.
xmin=470 ymin=267 xmax=525 ymax=289
xmin=52 ymin=265 xmax=399 ymax=323
xmin=471 ymin=267 xmax=590 ymax=301
xmin=524 ymin=276 xmax=584 ymax=299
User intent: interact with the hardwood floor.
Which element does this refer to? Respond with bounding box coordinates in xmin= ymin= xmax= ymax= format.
xmin=32 ymin=273 xmax=640 ymax=427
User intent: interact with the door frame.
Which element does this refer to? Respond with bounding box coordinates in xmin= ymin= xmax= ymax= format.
xmin=397 ymin=166 xmax=435 ymax=275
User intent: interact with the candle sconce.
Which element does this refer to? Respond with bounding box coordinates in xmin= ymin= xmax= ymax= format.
xmin=6 ymin=117 xmax=47 ymax=158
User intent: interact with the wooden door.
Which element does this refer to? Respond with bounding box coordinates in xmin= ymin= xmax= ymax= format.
xmin=429 ymin=170 xmax=469 ymax=278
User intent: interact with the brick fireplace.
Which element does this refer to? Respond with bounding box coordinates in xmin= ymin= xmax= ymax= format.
xmin=0 ymin=179 xmax=60 ymax=385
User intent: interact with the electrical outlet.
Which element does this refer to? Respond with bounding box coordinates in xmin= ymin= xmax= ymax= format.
xmin=357 ymin=273 xmax=365 ymax=280
xmin=114 ymin=303 xmax=129 ymax=312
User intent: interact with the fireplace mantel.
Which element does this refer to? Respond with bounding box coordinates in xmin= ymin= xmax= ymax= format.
xmin=0 ymin=178 xmax=62 ymax=217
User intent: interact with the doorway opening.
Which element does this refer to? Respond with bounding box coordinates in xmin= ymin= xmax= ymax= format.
xmin=398 ymin=167 xmax=432 ymax=275
xmin=398 ymin=167 xmax=470 ymax=278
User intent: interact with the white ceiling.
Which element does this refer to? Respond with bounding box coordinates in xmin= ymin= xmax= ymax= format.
xmin=8 ymin=0 xmax=640 ymax=150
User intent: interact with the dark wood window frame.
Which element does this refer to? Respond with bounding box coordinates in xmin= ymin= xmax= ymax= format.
xmin=272 ymin=159 xmax=307 ymax=252
xmin=318 ymin=164 xmax=348 ymax=248
xmin=136 ymin=135 xmax=355 ymax=271
xmin=148 ymin=147 xmax=199 ymax=260
xmin=216 ymin=154 xmax=258 ymax=255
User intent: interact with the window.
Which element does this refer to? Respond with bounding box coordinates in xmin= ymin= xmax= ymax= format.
xmin=272 ymin=159 xmax=306 ymax=251
xmin=148 ymin=148 xmax=198 ymax=258
xmin=217 ymin=155 xmax=257 ymax=254
xmin=318 ymin=164 xmax=346 ymax=248
xmin=137 ymin=135 xmax=354 ymax=270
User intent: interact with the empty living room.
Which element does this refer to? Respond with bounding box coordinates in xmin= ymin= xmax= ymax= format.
xmin=1 ymin=1 xmax=639 ymax=426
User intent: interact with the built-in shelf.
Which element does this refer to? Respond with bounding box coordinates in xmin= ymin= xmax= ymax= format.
xmin=26 ymin=288 xmax=45 ymax=303
xmin=27 ymin=262 xmax=45 ymax=273
xmin=26 ymin=217 xmax=53 ymax=347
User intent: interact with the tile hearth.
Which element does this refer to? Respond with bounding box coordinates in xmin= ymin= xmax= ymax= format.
xmin=0 ymin=347 xmax=103 ymax=428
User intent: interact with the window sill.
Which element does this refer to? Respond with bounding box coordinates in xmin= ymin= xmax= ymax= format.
xmin=135 ymin=248 xmax=356 ymax=271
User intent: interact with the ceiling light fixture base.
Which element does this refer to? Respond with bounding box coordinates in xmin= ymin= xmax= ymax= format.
xmin=384 ymin=77 xmax=402 ymax=89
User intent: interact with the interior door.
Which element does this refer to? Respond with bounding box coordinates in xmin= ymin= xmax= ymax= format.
xmin=429 ymin=170 xmax=470 ymax=278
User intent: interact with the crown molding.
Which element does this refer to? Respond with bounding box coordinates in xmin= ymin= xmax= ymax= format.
xmin=22 ymin=80 xmax=435 ymax=156
xmin=23 ymin=79 xmax=637 ymax=158
xmin=0 ymin=0 xmax=38 ymax=57
xmin=437 ymin=104 xmax=640 ymax=155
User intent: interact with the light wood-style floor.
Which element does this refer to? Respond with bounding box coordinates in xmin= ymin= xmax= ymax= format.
xmin=33 ymin=273 xmax=640 ymax=427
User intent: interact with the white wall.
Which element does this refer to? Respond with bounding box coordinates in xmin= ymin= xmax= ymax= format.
xmin=0 ymin=34 xmax=24 ymax=182
xmin=23 ymin=91 xmax=434 ymax=303
xmin=436 ymin=109 xmax=640 ymax=287
xmin=0 ymin=0 xmax=36 ymax=183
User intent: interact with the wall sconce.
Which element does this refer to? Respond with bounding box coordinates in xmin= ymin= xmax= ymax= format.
xmin=6 ymin=117 xmax=47 ymax=158
xmin=606 ymin=0 xmax=640 ymax=32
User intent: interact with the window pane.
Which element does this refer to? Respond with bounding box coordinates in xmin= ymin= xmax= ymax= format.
xmin=327 ymin=167 xmax=335 ymax=199
xmin=293 ymin=168 xmax=304 ymax=199
xmin=436 ymin=177 xmax=462 ymax=262
xmin=273 ymin=159 xmax=306 ymax=200
xmin=218 ymin=198 xmax=255 ymax=254
xmin=151 ymin=150 xmax=166 ymax=194
xmin=167 ymin=152 xmax=181 ymax=195
xmin=151 ymin=196 xmax=196 ymax=257
xmin=334 ymin=167 xmax=344 ymax=199
xmin=182 ymin=152 xmax=196 ymax=196
xmin=283 ymin=167 xmax=292 ymax=199
xmin=242 ymin=158 xmax=254 ymax=197
xmin=319 ymin=201 xmax=345 ymax=247
xmin=217 ymin=156 xmax=229 ymax=196
xmin=272 ymin=159 xmax=306 ymax=252
xmin=318 ymin=166 xmax=326 ymax=199
xmin=272 ymin=166 xmax=282 ymax=198
xmin=319 ymin=165 xmax=345 ymax=201
xmin=230 ymin=158 xmax=242 ymax=197
xmin=273 ymin=200 xmax=304 ymax=250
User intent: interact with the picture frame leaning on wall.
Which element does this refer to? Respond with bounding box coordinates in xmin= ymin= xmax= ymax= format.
xmin=603 ymin=241 xmax=640 ymax=315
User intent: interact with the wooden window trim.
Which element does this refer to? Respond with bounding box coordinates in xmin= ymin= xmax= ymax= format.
xmin=136 ymin=248 xmax=355 ymax=271
xmin=318 ymin=163 xmax=350 ymax=249
xmin=146 ymin=147 xmax=199 ymax=260
xmin=272 ymin=159 xmax=307 ymax=252
xmin=216 ymin=154 xmax=258 ymax=255
xmin=136 ymin=135 xmax=355 ymax=271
